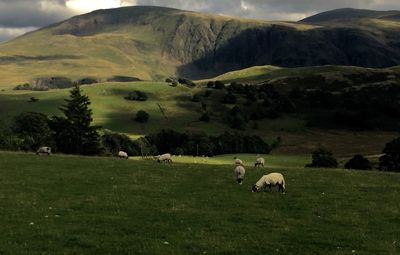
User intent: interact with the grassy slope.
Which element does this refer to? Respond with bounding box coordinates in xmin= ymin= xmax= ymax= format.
xmin=0 ymin=152 xmax=399 ymax=254
xmin=1 ymin=81 xmax=397 ymax=156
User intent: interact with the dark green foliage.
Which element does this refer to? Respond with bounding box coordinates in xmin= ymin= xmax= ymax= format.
xmin=207 ymin=81 xmax=214 ymax=88
xmin=203 ymin=90 xmax=212 ymax=97
xmin=146 ymin=129 xmax=270 ymax=156
xmin=192 ymin=93 xmax=202 ymax=102
xmin=178 ymin=78 xmax=196 ymax=88
xmin=333 ymin=110 xmax=372 ymax=129
xmin=28 ymin=97 xmax=39 ymax=103
xmin=345 ymin=154 xmax=372 ymax=170
xmin=76 ymin=77 xmax=98 ymax=85
xmin=306 ymin=90 xmax=338 ymax=109
xmin=124 ymin=91 xmax=148 ymax=101
xmin=227 ymin=106 xmax=248 ymax=130
xmin=135 ymin=110 xmax=150 ymax=123
xmin=214 ymin=81 xmax=225 ymax=89
xmin=379 ymin=137 xmax=400 ymax=172
xmin=14 ymin=77 xmax=73 ymax=91
xmin=50 ymin=86 xmax=102 ymax=155
xmin=107 ymin=76 xmax=141 ymax=82
xmin=13 ymin=112 xmax=53 ymax=151
xmin=199 ymin=112 xmax=211 ymax=122
xmin=221 ymin=92 xmax=237 ymax=104
xmin=306 ymin=148 xmax=338 ymax=168
xmin=102 ymin=132 xmax=139 ymax=156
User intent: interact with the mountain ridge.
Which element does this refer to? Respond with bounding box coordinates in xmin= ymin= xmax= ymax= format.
xmin=1 ymin=6 xmax=400 ymax=87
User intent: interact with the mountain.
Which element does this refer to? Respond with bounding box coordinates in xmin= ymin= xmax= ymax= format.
xmin=300 ymin=8 xmax=400 ymax=23
xmin=1 ymin=6 xmax=400 ymax=88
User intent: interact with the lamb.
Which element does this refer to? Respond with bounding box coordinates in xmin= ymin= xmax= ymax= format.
xmin=254 ymin=157 xmax=265 ymax=167
xmin=252 ymin=173 xmax=285 ymax=193
xmin=155 ymin=153 xmax=173 ymax=163
xmin=234 ymin=165 xmax=246 ymax=184
xmin=234 ymin=157 xmax=244 ymax=166
xmin=36 ymin=146 xmax=51 ymax=155
xmin=118 ymin=151 xmax=129 ymax=159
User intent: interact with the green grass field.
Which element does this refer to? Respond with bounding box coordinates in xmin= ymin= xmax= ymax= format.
xmin=0 ymin=152 xmax=399 ymax=254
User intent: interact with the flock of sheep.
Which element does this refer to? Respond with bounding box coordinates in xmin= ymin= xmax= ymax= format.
xmin=234 ymin=157 xmax=286 ymax=193
xmin=37 ymin=147 xmax=285 ymax=193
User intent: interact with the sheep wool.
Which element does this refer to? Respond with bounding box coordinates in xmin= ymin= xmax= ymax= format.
xmin=254 ymin=157 xmax=265 ymax=167
xmin=234 ymin=158 xmax=244 ymax=166
xmin=36 ymin=147 xmax=51 ymax=155
xmin=252 ymin=173 xmax=285 ymax=193
xmin=156 ymin=153 xmax=172 ymax=163
xmin=234 ymin=165 xmax=246 ymax=184
xmin=118 ymin=151 xmax=129 ymax=159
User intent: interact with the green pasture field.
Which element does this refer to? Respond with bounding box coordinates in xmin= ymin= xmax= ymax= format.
xmin=0 ymin=152 xmax=399 ymax=254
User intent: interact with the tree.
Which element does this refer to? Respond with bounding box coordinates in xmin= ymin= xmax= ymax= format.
xmin=13 ymin=112 xmax=53 ymax=151
xmin=135 ymin=110 xmax=150 ymax=123
xmin=50 ymin=85 xmax=101 ymax=155
xmin=199 ymin=112 xmax=211 ymax=122
xmin=306 ymin=148 xmax=338 ymax=168
xmin=345 ymin=154 xmax=372 ymax=170
xmin=227 ymin=106 xmax=248 ymax=130
xmin=379 ymin=137 xmax=400 ymax=172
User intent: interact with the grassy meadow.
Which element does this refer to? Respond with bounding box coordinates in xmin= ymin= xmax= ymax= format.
xmin=0 ymin=152 xmax=399 ymax=254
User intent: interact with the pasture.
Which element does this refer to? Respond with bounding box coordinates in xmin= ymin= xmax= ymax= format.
xmin=0 ymin=152 xmax=399 ymax=254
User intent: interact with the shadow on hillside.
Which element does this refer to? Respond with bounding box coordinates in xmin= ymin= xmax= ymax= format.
xmin=0 ymin=55 xmax=82 ymax=65
xmin=177 ymin=24 xmax=400 ymax=80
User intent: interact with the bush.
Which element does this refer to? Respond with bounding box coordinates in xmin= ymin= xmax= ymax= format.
xmin=345 ymin=154 xmax=372 ymax=170
xmin=13 ymin=112 xmax=53 ymax=151
xmin=199 ymin=112 xmax=211 ymax=122
xmin=102 ymin=132 xmax=139 ymax=156
xmin=306 ymin=148 xmax=338 ymax=168
xmin=214 ymin=81 xmax=225 ymax=90
xmin=227 ymin=106 xmax=248 ymax=130
xmin=76 ymin=77 xmax=98 ymax=85
xmin=222 ymin=92 xmax=237 ymax=104
xmin=135 ymin=110 xmax=150 ymax=123
xmin=124 ymin=91 xmax=148 ymax=101
xmin=108 ymin=76 xmax=141 ymax=82
xmin=379 ymin=137 xmax=400 ymax=172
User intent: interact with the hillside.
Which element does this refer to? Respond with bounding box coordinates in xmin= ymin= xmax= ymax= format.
xmin=2 ymin=6 xmax=400 ymax=88
xmin=0 ymin=152 xmax=399 ymax=254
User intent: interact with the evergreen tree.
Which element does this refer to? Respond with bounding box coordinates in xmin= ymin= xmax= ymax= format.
xmin=50 ymin=85 xmax=101 ymax=155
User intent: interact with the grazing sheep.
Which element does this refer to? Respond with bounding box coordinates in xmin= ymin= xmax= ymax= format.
xmin=252 ymin=173 xmax=285 ymax=193
xmin=234 ymin=157 xmax=244 ymax=166
xmin=234 ymin=165 xmax=246 ymax=184
xmin=36 ymin=146 xmax=51 ymax=155
xmin=155 ymin=153 xmax=173 ymax=163
xmin=254 ymin=157 xmax=265 ymax=167
xmin=118 ymin=151 xmax=129 ymax=159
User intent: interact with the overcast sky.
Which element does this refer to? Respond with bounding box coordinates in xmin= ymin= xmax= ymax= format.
xmin=1 ymin=0 xmax=400 ymax=42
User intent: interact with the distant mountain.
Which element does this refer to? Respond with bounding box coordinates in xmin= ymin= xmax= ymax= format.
xmin=1 ymin=6 xmax=400 ymax=87
xmin=300 ymin=8 xmax=400 ymax=23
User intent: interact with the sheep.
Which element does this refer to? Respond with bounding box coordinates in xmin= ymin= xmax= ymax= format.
xmin=252 ymin=173 xmax=285 ymax=193
xmin=36 ymin=146 xmax=51 ymax=155
xmin=254 ymin=157 xmax=265 ymax=167
xmin=118 ymin=151 xmax=129 ymax=159
xmin=234 ymin=165 xmax=246 ymax=184
xmin=234 ymin=157 xmax=244 ymax=166
xmin=155 ymin=153 xmax=173 ymax=163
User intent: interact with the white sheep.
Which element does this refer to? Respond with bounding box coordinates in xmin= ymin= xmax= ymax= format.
xmin=234 ymin=157 xmax=244 ymax=166
xmin=118 ymin=151 xmax=129 ymax=159
xmin=155 ymin=153 xmax=173 ymax=163
xmin=36 ymin=146 xmax=51 ymax=155
xmin=234 ymin=165 xmax=246 ymax=184
xmin=252 ymin=173 xmax=285 ymax=193
xmin=254 ymin=157 xmax=265 ymax=167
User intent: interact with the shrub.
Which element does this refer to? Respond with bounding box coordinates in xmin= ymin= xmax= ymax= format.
xmin=13 ymin=112 xmax=53 ymax=151
xmin=379 ymin=137 xmax=400 ymax=172
xmin=306 ymin=148 xmax=338 ymax=168
xmin=192 ymin=94 xmax=202 ymax=102
xmin=76 ymin=77 xmax=98 ymax=85
xmin=214 ymin=81 xmax=225 ymax=90
xmin=108 ymin=76 xmax=141 ymax=82
xmin=199 ymin=112 xmax=211 ymax=122
xmin=124 ymin=91 xmax=148 ymax=101
xmin=221 ymin=92 xmax=237 ymax=104
xmin=227 ymin=106 xmax=248 ymax=130
xmin=345 ymin=154 xmax=372 ymax=170
xmin=135 ymin=110 xmax=150 ymax=123
xmin=102 ymin=132 xmax=139 ymax=156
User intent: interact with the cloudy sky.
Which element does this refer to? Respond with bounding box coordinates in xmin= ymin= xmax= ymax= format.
xmin=1 ymin=0 xmax=400 ymax=42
